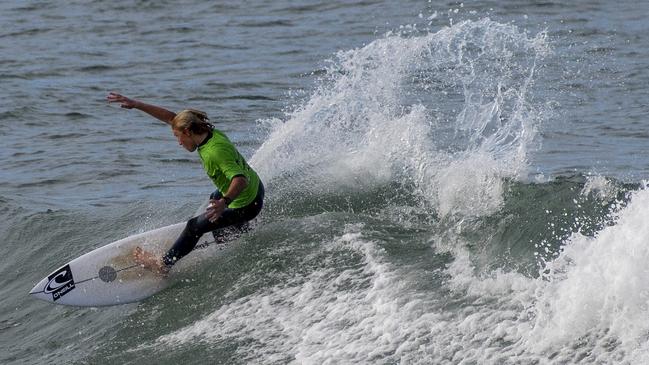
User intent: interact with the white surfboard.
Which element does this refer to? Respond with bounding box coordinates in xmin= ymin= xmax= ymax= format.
xmin=29 ymin=222 xmax=214 ymax=307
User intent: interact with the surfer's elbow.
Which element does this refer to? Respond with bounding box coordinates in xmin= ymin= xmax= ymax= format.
xmin=232 ymin=175 xmax=248 ymax=188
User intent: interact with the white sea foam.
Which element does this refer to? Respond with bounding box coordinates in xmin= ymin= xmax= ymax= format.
xmin=251 ymin=18 xmax=549 ymax=218
xmin=581 ymin=174 xmax=616 ymax=200
xmin=523 ymin=186 xmax=649 ymax=360
xmin=439 ymin=185 xmax=649 ymax=363
xmin=155 ymin=225 xmax=518 ymax=364
xmin=156 ymin=225 xmax=448 ymax=364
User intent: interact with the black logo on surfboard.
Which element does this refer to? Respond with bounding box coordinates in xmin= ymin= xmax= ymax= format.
xmin=44 ymin=264 xmax=76 ymax=301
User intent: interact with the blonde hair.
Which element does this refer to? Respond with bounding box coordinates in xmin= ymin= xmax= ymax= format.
xmin=171 ymin=109 xmax=214 ymax=134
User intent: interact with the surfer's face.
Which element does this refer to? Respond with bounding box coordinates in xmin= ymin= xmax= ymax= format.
xmin=173 ymin=128 xmax=196 ymax=152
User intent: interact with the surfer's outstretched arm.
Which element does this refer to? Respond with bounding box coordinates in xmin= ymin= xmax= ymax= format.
xmin=107 ymin=92 xmax=176 ymax=125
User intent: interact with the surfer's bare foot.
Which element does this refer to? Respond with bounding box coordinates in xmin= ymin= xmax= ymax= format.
xmin=133 ymin=247 xmax=169 ymax=275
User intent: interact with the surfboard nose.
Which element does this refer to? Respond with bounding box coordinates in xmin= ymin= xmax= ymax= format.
xmin=29 ymin=278 xmax=46 ymax=296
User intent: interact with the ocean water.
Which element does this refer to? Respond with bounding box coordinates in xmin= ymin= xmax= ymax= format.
xmin=2 ymin=1 xmax=649 ymax=364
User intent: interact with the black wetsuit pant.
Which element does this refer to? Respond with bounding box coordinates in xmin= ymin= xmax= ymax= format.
xmin=162 ymin=182 xmax=264 ymax=267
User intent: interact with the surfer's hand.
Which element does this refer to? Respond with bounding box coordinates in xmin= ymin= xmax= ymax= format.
xmin=206 ymin=199 xmax=226 ymax=223
xmin=107 ymin=92 xmax=139 ymax=109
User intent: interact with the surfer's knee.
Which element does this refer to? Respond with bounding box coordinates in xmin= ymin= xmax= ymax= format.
xmin=186 ymin=216 xmax=202 ymax=237
xmin=162 ymin=216 xmax=205 ymax=267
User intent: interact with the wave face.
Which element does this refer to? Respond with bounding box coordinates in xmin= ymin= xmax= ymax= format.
xmin=143 ymin=176 xmax=639 ymax=365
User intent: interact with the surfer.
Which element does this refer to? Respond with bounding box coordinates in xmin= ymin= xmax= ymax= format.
xmin=107 ymin=92 xmax=264 ymax=274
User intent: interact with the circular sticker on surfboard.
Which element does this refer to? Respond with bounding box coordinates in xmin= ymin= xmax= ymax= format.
xmin=98 ymin=266 xmax=117 ymax=283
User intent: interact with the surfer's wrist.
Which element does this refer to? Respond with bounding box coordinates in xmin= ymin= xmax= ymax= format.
xmin=221 ymin=196 xmax=233 ymax=205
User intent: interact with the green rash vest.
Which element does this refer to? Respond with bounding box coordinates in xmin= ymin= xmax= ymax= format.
xmin=197 ymin=129 xmax=260 ymax=209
